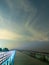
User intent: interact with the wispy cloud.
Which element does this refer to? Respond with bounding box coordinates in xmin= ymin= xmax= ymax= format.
xmin=0 ymin=0 xmax=49 ymax=42
xmin=0 ymin=29 xmax=22 ymax=40
xmin=25 ymin=19 xmax=49 ymax=41
xmin=6 ymin=0 xmax=37 ymax=14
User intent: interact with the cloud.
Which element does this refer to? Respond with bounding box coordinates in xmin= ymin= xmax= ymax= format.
xmin=25 ymin=19 xmax=49 ymax=41
xmin=0 ymin=0 xmax=49 ymax=42
xmin=6 ymin=0 xmax=37 ymax=14
xmin=0 ymin=29 xmax=22 ymax=40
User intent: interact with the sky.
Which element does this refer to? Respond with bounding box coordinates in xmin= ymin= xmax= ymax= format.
xmin=0 ymin=0 xmax=49 ymax=51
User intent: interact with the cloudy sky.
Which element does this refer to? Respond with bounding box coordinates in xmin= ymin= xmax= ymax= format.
xmin=0 ymin=0 xmax=49 ymax=51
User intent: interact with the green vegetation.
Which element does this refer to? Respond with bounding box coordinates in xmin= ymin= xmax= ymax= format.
xmin=35 ymin=53 xmax=45 ymax=61
xmin=0 ymin=48 xmax=9 ymax=52
xmin=0 ymin=48 xmax=2 ymax=51
xmin=45 ymin=55 xmax=49 ymax=62
xmin=2 ymin=48 xmax=9 ymax=51
xmin=30 ymin=52 xmax=49 ymax=63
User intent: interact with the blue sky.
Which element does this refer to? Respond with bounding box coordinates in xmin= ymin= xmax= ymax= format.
xmin=0 ymin=0 xmax=49 ymax=50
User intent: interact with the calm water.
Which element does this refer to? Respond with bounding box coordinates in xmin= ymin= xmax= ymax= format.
xmin=14 ymin=51 xmax=49 ymax=65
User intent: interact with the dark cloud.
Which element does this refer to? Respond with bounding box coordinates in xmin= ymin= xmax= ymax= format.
xmin=0 ymin=0 xmax=49 ymax=50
